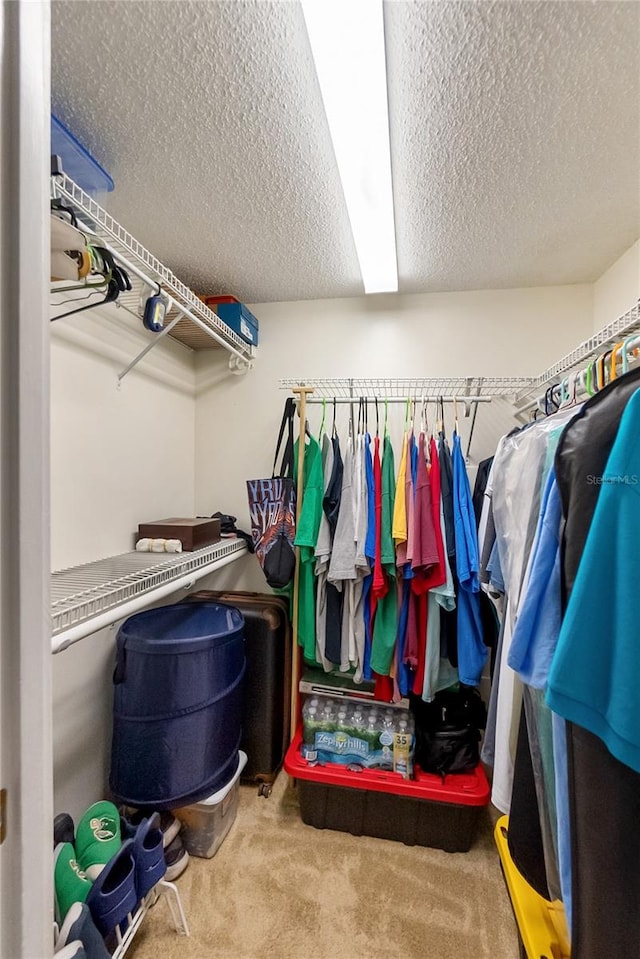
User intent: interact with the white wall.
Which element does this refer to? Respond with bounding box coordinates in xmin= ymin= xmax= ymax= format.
xmin=194 ymin=283 xmax=593 ymax=592
xmin=592 ymin=239 xmax=640 ymax=334
xmin=51 ymin=308 xmax=198 ymax=819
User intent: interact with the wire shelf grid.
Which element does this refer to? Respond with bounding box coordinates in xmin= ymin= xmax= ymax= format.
xmin=51 ymin=538 xmax=247 ymax=636
xmin=279 ymin=376 xmax=532 ymax=399
xmin=515 ymin=300 xmax=640 ymax=404
xmin=51 ymin=174 xmax=254 ymax=361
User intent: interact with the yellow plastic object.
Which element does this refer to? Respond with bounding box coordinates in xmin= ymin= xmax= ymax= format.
xmin=494 ymin=816 xmax=571 ymax=959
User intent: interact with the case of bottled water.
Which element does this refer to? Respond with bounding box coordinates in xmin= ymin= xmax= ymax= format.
xmin=301 ymin=696 xmax=415 ymax=777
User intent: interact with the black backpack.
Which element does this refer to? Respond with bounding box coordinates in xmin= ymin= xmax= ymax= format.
xmin=411 ymin=685 xmax=487 ymax=779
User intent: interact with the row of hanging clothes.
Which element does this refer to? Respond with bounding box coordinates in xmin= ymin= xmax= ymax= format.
xmin=291 ymin=396 xmax=498 ymax=706
xmin=479 ymin=340 xmax=640 ymax=957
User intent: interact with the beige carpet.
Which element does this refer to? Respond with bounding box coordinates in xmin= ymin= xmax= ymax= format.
xmin=128 ymin=771 xmax=519 ymax=959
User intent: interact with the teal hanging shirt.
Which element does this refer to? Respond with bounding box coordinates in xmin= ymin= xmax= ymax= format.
xmin=547 ymin=388 xmax=640 ymax=773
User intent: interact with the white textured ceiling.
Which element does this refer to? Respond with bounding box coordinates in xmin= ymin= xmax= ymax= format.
xmin=52 ymin=0 xmax=640 ymax=302
xmin=385 ymin=0 xmax=640 ymax=293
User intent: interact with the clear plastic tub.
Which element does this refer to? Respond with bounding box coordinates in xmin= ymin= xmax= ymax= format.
xmin=173 ymin=751 xmax=248 ymax=859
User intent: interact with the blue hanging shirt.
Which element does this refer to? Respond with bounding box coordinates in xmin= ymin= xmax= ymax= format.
xmin=508 ymin=467 xmax=562 ymax=689
xmin=452 ymin=433 xmax=486 ymax=685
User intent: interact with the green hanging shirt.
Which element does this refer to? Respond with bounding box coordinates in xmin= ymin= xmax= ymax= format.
xmin=293 ymin=436 xmax=324 ymax=664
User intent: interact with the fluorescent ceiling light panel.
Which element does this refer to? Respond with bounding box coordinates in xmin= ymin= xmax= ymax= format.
xmin=301 ymin=0 xmax=398 ymax=294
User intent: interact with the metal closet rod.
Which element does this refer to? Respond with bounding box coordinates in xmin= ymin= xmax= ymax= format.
xmin=300 ymin=395 xmax=492 ymax=404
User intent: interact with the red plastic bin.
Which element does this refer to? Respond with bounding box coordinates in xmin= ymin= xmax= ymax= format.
xmin=284 ymin=727 xmax=490 ymax=852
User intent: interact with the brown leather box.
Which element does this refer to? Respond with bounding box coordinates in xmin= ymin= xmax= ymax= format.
xmin=137 ymin=517 xmax=221 ymax=551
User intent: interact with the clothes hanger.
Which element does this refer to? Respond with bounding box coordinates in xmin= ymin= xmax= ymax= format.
xmin=383 ymin=398 xmax=389 ymax=438
xmin=51 ymin=270 xmax=111 ymax=295
xmin=622 ymin=335 xmax=639 ymax=375
xmin=50 ymin=275 xmax=121 ymax=322
xmin=544 ymin=385 xmax=560 ymax=415
xmin=609 ymin=341 xmax=624 ymax=381
xmin=332 ymin=397 xmax=337 ymax=438
xmin=50 ymin=198 xmax=79 ymax=228
xmin=453 ymin=396 xmax=459 ymax=434
xmin=375 ymin=397 xmax=379 ymax=437
xmin=437 ymin=395 xmax=444 ymax=436
xmin=319 ymin=397 xmax=326 ymax=440
xmin=597 ymin=351 xmax=610 ymax=391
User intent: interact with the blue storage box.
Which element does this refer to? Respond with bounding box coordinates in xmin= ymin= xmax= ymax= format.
xmin=110 ymin=601 xmax=245 ymax=808
xmin=216 ymin=301 xmax=259 ymax=347
xmin=51 ymin=114 xmax=114 ymax=197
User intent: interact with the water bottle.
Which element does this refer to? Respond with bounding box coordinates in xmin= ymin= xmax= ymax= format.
xmin=394 ymin=717 xmax=413 ymax=778
xmin=303 ymin=706 xmax=318 ymax=745
xmin=336 ymin=708 xmax=350 ymax=734
xmin=351 ymin=708 xmax=366 ymax=733
xmin=319 ymin=700 xmax=337 ymax=733
xmin=382 ymin=709 xmax=396 ymax=733
xmin=380 ymin=709 xmax=396 ymax=768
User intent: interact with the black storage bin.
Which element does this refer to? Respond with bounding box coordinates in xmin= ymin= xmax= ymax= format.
xmin=110 ymin=601 xmax=245 ymax=808
xmin=285 ymin=728 xmax=490 ymax=853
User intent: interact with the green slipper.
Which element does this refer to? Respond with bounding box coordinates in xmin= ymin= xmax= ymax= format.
xmin=75 ymin=801 xmax=121 ymax=880
xmin=54 ymin=843 xmax=92 ymax=924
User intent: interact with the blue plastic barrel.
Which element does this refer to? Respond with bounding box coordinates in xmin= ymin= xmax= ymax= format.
xmin=109 ymin=602 xmax=245 ymax=808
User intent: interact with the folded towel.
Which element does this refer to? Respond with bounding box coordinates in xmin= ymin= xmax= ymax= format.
xmin=135 ymin=538 xmax=182 ymax=553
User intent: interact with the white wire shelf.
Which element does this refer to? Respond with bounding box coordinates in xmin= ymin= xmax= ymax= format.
xmin=515 ymin=299 xmax=640 ymax=405
xmin=51 ymin=538 xmax=247 ymax=653
xmin=51 ymin=173 xmax=255 ymax=373
xmin=278 ymin=377 xmax=532 ymax=399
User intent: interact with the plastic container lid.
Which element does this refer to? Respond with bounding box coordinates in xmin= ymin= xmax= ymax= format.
xmin=51 ymin=114 xmax=114 ymax=196
xmin=285 ymin=728 xmax=490 ymax=806
xmin=194 ymin=750 xmax=248 ymax=807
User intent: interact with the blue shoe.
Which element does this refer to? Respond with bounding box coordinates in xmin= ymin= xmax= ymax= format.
xmin=86 ymin=839 xmax=137 ymax=937
xmin=55 ymin=902 xmax=110 ymax=959
xmin=120 ymin=812 xmax=166 ymax=900
xmin=54 ymin=943 xmax=87 ymax=959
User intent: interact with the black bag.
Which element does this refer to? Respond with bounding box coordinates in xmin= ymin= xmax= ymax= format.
xmin=411 ymin=685 xmax=486 ymax=778
xmin=246 ymin=399 xmax=297 ymax=589
xmin=417 ymin=725 xmax=481 ymax=778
